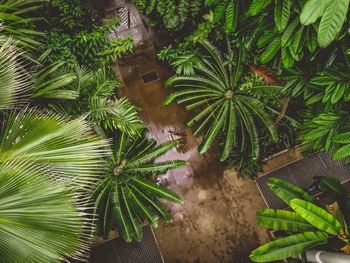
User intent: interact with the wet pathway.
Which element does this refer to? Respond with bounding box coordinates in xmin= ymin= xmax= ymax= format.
xmin=102 ymin=1 xmax=270 ymax=262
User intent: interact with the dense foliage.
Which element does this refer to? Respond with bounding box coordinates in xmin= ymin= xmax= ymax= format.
xmin=132 ymin=0 xmax=203 ymax=31
xmin=39 ymin=0 xmax=133 ymax=67
xmin=2 ymin=0 xmax=350 ymax=261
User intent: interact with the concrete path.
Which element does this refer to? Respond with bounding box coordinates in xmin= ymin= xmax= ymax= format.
xmin=102 ymin=1 xmax=270 ymax=262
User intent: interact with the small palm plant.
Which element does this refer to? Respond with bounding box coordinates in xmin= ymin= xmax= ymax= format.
xmin=45 ymin=64 xmax=144 ymax=137
xmin=164 ymin=40 xmax=279 ymax=161
xmin=250 ymin=178 xmax=350 ymax=262
xmin=92 ymin=131 xmax=186 ymax=242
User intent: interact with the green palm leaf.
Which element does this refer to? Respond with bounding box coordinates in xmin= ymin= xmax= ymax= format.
xmin=290 ymin=198 xmax=342 ymax=235
xmin=250 ymin=231 xmax=328 ymax=262
xmin=0 ymin=109 xmax=108 ymax=188
xmin=0 ymin=36 xmax=31 ymax=109
xmin=318 ymin=0 xmax=350 ymax=48
xmin=127 ymin=140 xmax=180 ymax=167
xmin=300 ymin=0 xmax=332 ymax=25
xmin=0 ymin=160 xmax=92 ymax=262
xmin=267 ymin=178 xmax=316 ymax=205
xmin=258 ymin=209 xmax=316 ymax=232
xmin=127 ymin=176 xmax=183 ymax=204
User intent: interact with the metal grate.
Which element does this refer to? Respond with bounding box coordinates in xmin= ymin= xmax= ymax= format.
xmin=255 ymin=152 xmax=350 ymax=209
xmin=88 ymin=225 xmax=164 ymax=263
xmin=141 ymin=71 xmax=159 ymax=84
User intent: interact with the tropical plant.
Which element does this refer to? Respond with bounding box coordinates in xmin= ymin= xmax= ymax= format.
xmin=0 ymin=0 xmax=45 ymax=49
xmin=0 ymin=159 xmax=94 ymax=262
xmin=250 ymin=178 xmax=350 ymax=262
xmin=224 ymin=149 xmax=264 ymax=178
xmin=0 ymin=109 xmax=108 ymax=188
xmin=0 ymin=36 xmax=31 ymax=109
xmin=300 ymin=0 xmax=350 ymax=48
xmin=132 ymin=0 xmax=203 ymax=30
xmin=204 ymin=0 xmax=240 ymax=33
xmin=252 ymin=0 xmax=318 ymax=68
xmin=41 ymin=1 xmax=134 ymax=67
xmin=163 ymin=40 xmax=280 ymax=162
xmin=46 ymin=64 xmax=144 ymax=137
xmin=91 ymin=131 xmax=186 ymax=242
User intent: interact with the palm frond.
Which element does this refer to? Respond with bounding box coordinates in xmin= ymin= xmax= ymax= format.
xmin=0 ymin=159 xmax=93 ymax=262
xmin=0 ymin=108 xmax=108 ymax=188
xmin=0 ymin=36 xmax=31 ymax=109
xmin=87 ymin=97 xmax=144 ymax=137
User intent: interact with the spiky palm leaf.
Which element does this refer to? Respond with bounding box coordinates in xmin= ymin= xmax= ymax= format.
xmin=164 ymin=40 xmax=279 ymax=161
xmin=0 ymin=159 xmax=93 ymax=262
xmin=0 ymin=36 xmax=31 ymax=109
xmin=0 ymin=108 xmax=108 ymax=188
xmin=92 ymin=131 xmax=186 ymax=242
xmin=0 ymin=0 xmax=45 ymax=49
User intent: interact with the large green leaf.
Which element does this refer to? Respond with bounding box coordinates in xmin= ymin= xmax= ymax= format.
xmin=258 ymin=209 xmax=316 ymax=232
xmin=318 ymin=0 xmax=350 ymax=48
xmin=0 ymin=109 xmax=107 ymax=188
xmin=332 ymin=132 xmax=350 ymax=143
xmin=267 ymin=178 xmax=316 ymax=205
xmin=250 ymin=231 xmax=328 ymax=262
xmin=300 ymin=0 xmax=332 ymax=25
xmin=274 ymin=0 xmax=291 ymax=32
xmin=260 ymin=37 xmax=281 ymax=64
xmin=247 ymin=0 xmax=271 ymax=17
xmin=198 ymin=101 xmax=228 ymax=154
xmin=0 ymin=160 xmax=91 ymax=262
xmin=290 ymin=198 xmax=342 ymax=235
xmin=332 ymin=144 xmax=350 ymax=160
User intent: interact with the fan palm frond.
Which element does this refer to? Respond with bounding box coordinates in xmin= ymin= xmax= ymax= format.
xmin=0 ymin=36 xmax=31 ymax=109
xmin=0 ymin=159 xmax=93 ymax=262
xmin=0 ymin=108 xmax=108 ymax=188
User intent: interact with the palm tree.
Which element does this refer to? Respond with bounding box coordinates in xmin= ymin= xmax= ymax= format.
xmin=43 ymin=64 xmax=144 ymax=138
xmin=164 ymin=40 xmax=279 ymax=161
xmin=92 ymin=131 xmax=186 ymax=242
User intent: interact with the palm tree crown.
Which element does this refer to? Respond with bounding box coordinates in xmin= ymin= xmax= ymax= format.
xmin=164 ymin=40 xmax=279 ymax=161
xmin=92 ymin=131 xmax=186 ymax=242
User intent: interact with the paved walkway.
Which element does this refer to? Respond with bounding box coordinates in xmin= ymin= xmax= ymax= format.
xmin=101 ymin=1 xmax=270 ymax=262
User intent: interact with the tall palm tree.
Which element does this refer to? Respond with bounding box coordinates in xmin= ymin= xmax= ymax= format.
xmin=92 ymin=131 xmax=186 ymax=242
xmin=164 ymin=40 xmax=279 ymax=161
